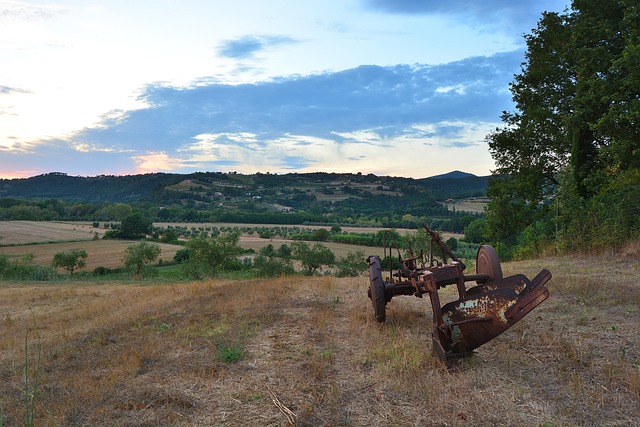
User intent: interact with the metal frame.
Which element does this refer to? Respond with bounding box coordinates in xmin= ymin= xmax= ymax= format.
xmin=367 ymin=226 xmax=551 ymax=366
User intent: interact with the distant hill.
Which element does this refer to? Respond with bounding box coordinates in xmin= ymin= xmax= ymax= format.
xmin=419 ymin=172 xmax=488 ymax=199
xmin=0 ymin=172 xmax=183 ymax=202
xmin=0 ymin=170 xmax=488 ymax=208
xmin=0 ymin=171 xmax=489 ymax=227
xmin=427 ymin=170 xmax=477 ymax=179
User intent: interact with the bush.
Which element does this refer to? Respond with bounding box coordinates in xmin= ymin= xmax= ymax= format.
xmin=291 ymin=241 xmax=335 ymax=275
xmin=182 ymin=232 xmax=244 ymax=279
xmin=93 ymin=266 xmax=125 ymax=276
xmin=3 ymin=263 xmax=56 ymax=281
xmin=0 ymin=254 xmax=56 ymax=281
xmin=0 ymin=254 xmax=8 ymax=274
xmin=445 ymin=237 xmax=458 ymax=251
xmin=173 ymin=248 xmax=191 ymax=263
xmin=336 ymin=250 xmax=367 ymax=277
xmin=253 ymin=255 xmax=294 ymax=278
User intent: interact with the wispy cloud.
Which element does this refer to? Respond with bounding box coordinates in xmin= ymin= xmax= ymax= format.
xmin=217 ymin=35 xmax=299 ymax=60
xmin=0 ymin=85 xmax=30 ymax=94
xmin=0 ymin=0 xmax=64 ymax=21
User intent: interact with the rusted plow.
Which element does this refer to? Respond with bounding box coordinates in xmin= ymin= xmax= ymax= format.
xmin=367 ymin=227 xmax=551 ymax=366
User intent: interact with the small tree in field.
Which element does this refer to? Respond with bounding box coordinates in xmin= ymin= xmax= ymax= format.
xmin=182 ymin=232 xmax=244 ymax=279
xmin=123 ymin=240 xmax=161 ymax=277
xmin=291 ymin=241 xmax=335 ymax=275
xmin=52 ymin=248 xmax=88 ymax=276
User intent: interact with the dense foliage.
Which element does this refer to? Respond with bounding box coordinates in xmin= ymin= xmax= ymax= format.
xmin=485 ymin=0 xmax=640 ymax=257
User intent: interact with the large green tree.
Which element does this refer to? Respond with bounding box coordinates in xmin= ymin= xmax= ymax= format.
xmin=119 ymin=213 xmax=153 ymax=239
xmin=486 ymin=0 xmax=640 ymax=250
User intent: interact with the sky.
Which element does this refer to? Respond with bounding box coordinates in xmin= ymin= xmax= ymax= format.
xmin=0 ymin=0 xmax=569 ymax=180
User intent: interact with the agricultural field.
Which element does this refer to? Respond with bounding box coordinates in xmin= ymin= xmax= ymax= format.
xmin=0 ymin=221 xmax=105 ymax=245
xmin=0 ymin=221 xmax=464 ymax=271
xmin=0 ymin=239 xmax=183 ymax=270
xmin=0 ymin=244 xmax=639 ymax=425
xmin=442 ymin=197 xmax=489 ymax=214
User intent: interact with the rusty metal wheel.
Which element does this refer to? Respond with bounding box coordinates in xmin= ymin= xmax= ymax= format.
xmin=367 ymin=256 xmax=387 ymax=322
xmin=476 ymin=245 xmax=503 ymax=283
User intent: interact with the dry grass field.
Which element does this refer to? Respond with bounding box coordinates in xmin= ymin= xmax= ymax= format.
xmin=0 ymin=221 xmax=105 ymax=246
xmin=1 ymin=244 xmax=639 ymax=426
xmin=442 ymin=198 xmax=488 ymax=214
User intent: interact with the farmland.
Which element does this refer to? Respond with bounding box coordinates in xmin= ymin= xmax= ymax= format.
xmin=0 ymin=221 xmax=464 ymax=270
xmin=0 ymin=221 xmax=180 ymax=269
xmin=0 ymin=243 xmax=639 ymax=425
xmin=0 ymin=221 xmax=105 ymax=246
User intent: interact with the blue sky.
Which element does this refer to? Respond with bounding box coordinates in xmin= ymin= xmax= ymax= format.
xmin=0 ymin=0 xmax=568 ymax=179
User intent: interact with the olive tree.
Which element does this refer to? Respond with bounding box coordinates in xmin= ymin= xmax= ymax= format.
xmin=291 ymin=241 xmax=335 ymax=275
xmin=122 ymin=240 xmax=161 ymax=277
xmin=182 ymin=232 xmax=244 ymax=279
xmin=51 ymin=248 xmax=88 ymax=276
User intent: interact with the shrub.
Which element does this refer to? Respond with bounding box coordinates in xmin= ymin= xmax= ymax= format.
xmin=173 ymin=248 xmax=191 ymax=263
xmin=291 ymin=241 xmax=335 ymax=275
xmin=253 ymin=255 xmax=295 ymax=278
xmin=336 ymin=250 xmax=367 ymax=277
xmin=93 ymin=266 xmax=110 ymax=276
xmin=182 ymin=232 xmax=243 ymax=279
xmin=445 ymin=237 xmax=458 ymax=251
xmin=0 ymin=254 xmax=56 ymax=281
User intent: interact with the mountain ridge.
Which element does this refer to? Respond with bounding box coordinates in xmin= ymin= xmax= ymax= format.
xmin=0 ymin=171 xmax=489 ymax=210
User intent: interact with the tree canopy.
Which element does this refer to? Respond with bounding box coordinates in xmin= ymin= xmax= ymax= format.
xmin=122 ymin=240 xmax=162 ymax=277
xmin=485 ymin=0 xmax=640 ymax=254
xmin=51 ymin=248 xmax=88 ymax=276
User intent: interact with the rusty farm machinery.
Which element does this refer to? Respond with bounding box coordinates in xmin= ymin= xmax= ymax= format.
xmin=367 ymin=227 xmax=551 ymax=366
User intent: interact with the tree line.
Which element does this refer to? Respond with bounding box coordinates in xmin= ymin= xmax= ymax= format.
xmin=0 ymin=195 xmax=480 ymax=232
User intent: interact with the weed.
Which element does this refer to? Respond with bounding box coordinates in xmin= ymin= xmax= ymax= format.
xmin=215 ymin=338 xmax=246 ymax=363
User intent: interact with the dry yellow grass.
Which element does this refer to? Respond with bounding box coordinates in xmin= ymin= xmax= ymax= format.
xmin=1 ymin=248 xmax=639 ymax=426
xmin=443 ymin=198 xmax=488 ymax=214
xmin=0 ymin=221 xmax=105 ymax=245
xmin=0 ymin=239 xmax=182 ymax=270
